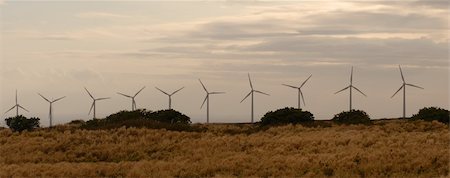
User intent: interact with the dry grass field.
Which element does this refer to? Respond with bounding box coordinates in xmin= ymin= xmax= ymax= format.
xmin=0 ymin=120 xmax=448 ymax=177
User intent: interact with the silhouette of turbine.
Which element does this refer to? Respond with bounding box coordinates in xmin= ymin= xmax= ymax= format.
xmin=335 ymin=67 xmax=367 ymax=111
xmin=282 ymin=74 xmax=312 ymax=109
xmin=391 ymin=65 xmax=424 ymax=119
xmin=4 ymin=90 xmax=29 ymax=117
xmin=199 ymin=79 xmax=224 ymax=123
xmin=85 ymin=87 xmax=110 ymax=119
xmin=117 ymin=86 xmax=145 ymax=111
xmin=155 ymin=86 xmax=184 ymax=110
xmin=38 ymin=93 xmax=65 ymax=127
xmin=241 ymin=73 xmax=270 ymax=123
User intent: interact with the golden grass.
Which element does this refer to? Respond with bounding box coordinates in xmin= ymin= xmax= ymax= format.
xmin=0 ymin=120 xmax=448 ymax=177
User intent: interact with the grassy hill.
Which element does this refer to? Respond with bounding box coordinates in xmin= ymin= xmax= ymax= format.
xmin=0 ymin=119 xmax=448 ymax=177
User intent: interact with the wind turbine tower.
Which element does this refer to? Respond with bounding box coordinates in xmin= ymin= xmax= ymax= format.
xmin=117 ymin=86 xmax=145 ymax=111
xmin=391 ymin=65 xmax=424 ymax=119
xmin=199 ymin=79 xmax=225 ymax=123
xmin=85 ymin=87 xmax=110 ymax=119
xmin=282 ymin=74 xmax=312 ymax=109
xmin=4 ymin=90 xmax=29 ymax=117
xmin=155 ymin=86 xmax=185 ymax=110
xmin=241 ymin=73 xmax=270 ymax=123
xmin=335 ymin=67 xmax=367 ymax=111
xmin=38 ymin=93 xmax=65 ymax=127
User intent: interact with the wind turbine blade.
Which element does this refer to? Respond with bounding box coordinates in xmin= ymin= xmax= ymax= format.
xmin=254 ymin=90 xmax=270 ymax=96
xmin=117 ymin=92 xmax=132 ymax=98
xmin=171 ymin=87 xmax=185 ymax=95
xmin=84 ymin=87 xmax=94 ymax=99
xmin=300 ymin=90 xmax=306 ymax=106
xmin=199 ymin=79 xmax=208 ymax=92
xmin=134 ymin=86 xmax=146 ymax=97
xmin=398 ymin=65 xmax=405 ymax=82
xmin=88 ymin=102 xmax=94 ymax=115
xmin=4 ymin=106 xmax=16 ymax=114
xmin=350 ymin=66 xmax=353 ymax=84
xmin=248 ymin=73 xmax=253 ymax=90
xmin=200 ymin=95 xmax=208 ymax=109
xmin=240 ymin=91 xmax=252 ymax=103
xmin=391 ymin=85 xmax=404 ymax=98
xmin=18 ymin=105 xmax=29 ymax=112
xmin=210 ymin=92 xmax=225 ymax=94
xmin=38 ymin=93 xmax=50 ymax=102
xmin=53 ymin=96 xmax=66 ymax=102
xmin=282 ymin=84 xmax=298 ymax=89
xmin=96 ymin=97 xmax=110 ymax=101
xmin=155 ymin=87 xmax=169 ymax=96
xmin=300 ymin=74 xmax=312 ymax=88
xmin=334 ymin=86 xmax=350 ymax=94
xmin=352 ymin=86 xmax=367 ymax=97
xmin=406 ymin=83 xmax=424 ymax=89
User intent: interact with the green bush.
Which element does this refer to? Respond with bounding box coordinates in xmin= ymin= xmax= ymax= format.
xmin=147 ymin=109 xmax=191 ymax=124
xmin=5 ymin=115 xmax=40 ymax=132
xmin=332 ymin=110 xmax=371 ymax=124
xmin=412 ymin=107 xmax=449 ymax=123
xmin=82 ymin=109 xmax=194 ymax=131
xmin=68 ymin=119 xmax=85 ymax=125
xmin=106 ymin=109 xmax=148 ymax=122
xmin=260 ymin=107 xmax=314 ymax=126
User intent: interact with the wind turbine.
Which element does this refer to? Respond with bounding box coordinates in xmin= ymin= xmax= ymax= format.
xmin=38 ymin=93 xmax=65 ymax=127
xmin=155 ymin=86 xmax=185 ymax=110
xmin=85 ymin=87 xmax=110 ymax=119
xmin=117 ymin=86 xmax=145 ymax=111
xmin=335 ymin=66 xmax=367 ymax=111
xmin=199 ymin=79 xmax=225 ymax=123
xmin=391 ymin=65 xmax=424 ymax=119
xmin=241 ymin=73 xmax=270 ymax=123
xmin=4 ymin=90 xmax=29 ymax=117
xmin=282 ymin=74 xmax=312 ymax=109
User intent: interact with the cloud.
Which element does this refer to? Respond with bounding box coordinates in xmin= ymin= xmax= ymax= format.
xmin=37 ymin=34 xmax=77 ymax=41
xmin=76 ymin=12 xmax=131 ymax=19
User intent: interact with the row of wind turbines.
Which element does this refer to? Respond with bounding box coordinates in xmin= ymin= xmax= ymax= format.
xmin=4 ymin=65 xmax=423 ymax=127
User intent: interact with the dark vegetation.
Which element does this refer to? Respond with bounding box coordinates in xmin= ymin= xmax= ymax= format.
xmin=260 ymin=107 xmax=314 ymax=125
xmin=5 ymin=115 xmax=40 ymax=132
xmin=81 ymin=109 xmax=202 ymax=132
xmin=412 ymin=107 xmax=449 ymax=124
xmin=4 ymin=107 xmax=447 ymax=133
xmin=332 ymin=110 xmax=371 ymax=124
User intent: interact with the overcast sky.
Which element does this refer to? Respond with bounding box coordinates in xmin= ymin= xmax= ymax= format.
xmin=0 ymin=0 xmax=448 ymax=126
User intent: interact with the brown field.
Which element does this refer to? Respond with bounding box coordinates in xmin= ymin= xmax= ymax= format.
xmin=0 ymin=120 xmax=449 ymax=177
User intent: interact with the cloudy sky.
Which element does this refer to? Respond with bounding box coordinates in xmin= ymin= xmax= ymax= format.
xmin=0 ymin=0 xmax=448 ymax=126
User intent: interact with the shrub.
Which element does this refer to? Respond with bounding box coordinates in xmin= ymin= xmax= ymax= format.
xmin=82 ymin=109 xmax=194 ymax=131
xmin=5 ymin=115 xmax=40 ymax=132
xmin=68 ymin=119 xmax=85 ymax=125
xmin=332 ymin=110 xmax=371 ymax=124
xmin=412 ymin=107 xmax=449 ymax=123
xmin=106 ymin=109 xmax=148 ymax=122
xmin=260 ymin=107 xmax=314 ymax=126
xmin=147 ymin=109 xmax=191 ymax=124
